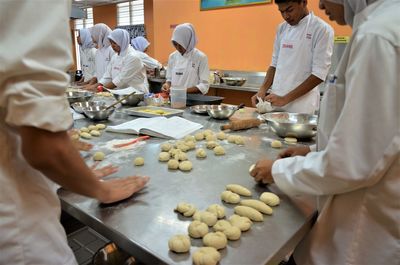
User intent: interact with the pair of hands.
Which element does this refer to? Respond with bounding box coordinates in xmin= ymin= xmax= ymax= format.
xmin=161 ymin=82 xmax=171 ymax=93
xmin=251 ymin=92 xmax=289 ymax=108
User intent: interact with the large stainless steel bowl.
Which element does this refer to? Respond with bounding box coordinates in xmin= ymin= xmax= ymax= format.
xmin=71 ymin=101 xmax=106 ymax=114
xmin=65 ymin=91 xmax=93 ymax=104
xmin=82 ymin=105 xmax=115 ymax=120
xmin=260 ymin=112 xmax=318 ymax=139
xmin=113 ymin=93 xmax=144 ymax=106
xmin=206 ymin=105 xmax=240 ymax=119
xmin=221 ymin=77 xmax=246 ymax=86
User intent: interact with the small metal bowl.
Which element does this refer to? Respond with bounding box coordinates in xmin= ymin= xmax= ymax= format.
xmin=113 ymin=93 xmax=144 ymax=106
xmin=71 ymin=101 xmax=106 ymax=114
xmin=260 ymin=112 xmax=318 ymax=139
xmin=82 ymin=105 xmax=115 ymax=120
xmin=65 ymin=91 xmax=93 ymax=104
xmin=221 ymin=77 xmax=247 ymax=86
xmin=206 ymin=105 xmax=239 ymax=119
xmin=190 ymin=104 xmax=209 ymax=115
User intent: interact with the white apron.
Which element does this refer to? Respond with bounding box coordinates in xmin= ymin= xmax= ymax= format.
xmin=170 ymin=52 xmax=197 ymax=90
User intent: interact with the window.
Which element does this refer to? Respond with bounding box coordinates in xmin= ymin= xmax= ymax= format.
xmin=117 ymin=0 xmax=144 ymax=26
xmin=74 ymin=8 xmax=94 ymax=30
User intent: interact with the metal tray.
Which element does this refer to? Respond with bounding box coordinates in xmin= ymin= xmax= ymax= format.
xmin=122 ymin=106 xmax=184 ymax=118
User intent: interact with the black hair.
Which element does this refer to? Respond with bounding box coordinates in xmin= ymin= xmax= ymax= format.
xmin=275 ymin=0 xmax=303 ymax=4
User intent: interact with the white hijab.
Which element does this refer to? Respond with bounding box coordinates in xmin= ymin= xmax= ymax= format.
xmin=131 ymin=36 xmax=150 ymax=52
xmin=326 ymin=0 xmax=378 ymax=25
xmin=89 ymin=23 xmax=112 ymax=49
xmin=108 ymin=29 xmax=130 ymax=56
xmin=171 ymin=23 xmax=198 ymax=54
xmin=79 ymin=28 xmax=94 ymax=49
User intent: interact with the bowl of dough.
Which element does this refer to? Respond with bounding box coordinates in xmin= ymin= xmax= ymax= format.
xmin=259 ymin=112 xmax=318 ymax=139
xmin=71 ymin=101 xmax=107 ymax=114
xmin=82 ymin=105 xmax=115 ymax=121
xmin=65 ymin=91 xmax=93 ymax=104
xmin=113 ymin=93 xmax=144 ymax=106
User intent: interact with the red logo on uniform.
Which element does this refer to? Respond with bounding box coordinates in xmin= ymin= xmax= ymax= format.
xmin=282 ymin=44 xmax=293 ymax=49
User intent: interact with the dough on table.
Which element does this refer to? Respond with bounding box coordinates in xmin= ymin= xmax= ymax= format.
xmin=260 ymin=192 xmax=280 ymax=206
xmin=177 ymin=143 xmax=190 ymax=152
xmin=213 ymin=146 xmax=225 ymax=156
xmin=174 ymin=140 xmax=185 ymax=147
xmin=168 ymin=234 xmax=190 ymax=253
xmin=161 ymin=142 xmax=172 ymax=152
xmin=95 ymin=123 xmax=106 ymax=130
xmin=234 ymin=205 xmax=263 ymax=222
xmin=196 ymin=148 xmax=207 ymax=158
xmin=80 ymin=132 xmax=91 ymax=139
xmin=229 ymin=214 xmax=252 ymax=231
xmin=234 ymin=136 xmax=245 ymax=145
xmin=194 ymin=132 xmax=205 ymax=141
xmin=90 ymin=130 xmax=101 ymax=136
xmin=168 ymin=159 xmax=180 ymax=170
xmin=70 ymin=134 xmax=80 ymax=141
xmin=192 ymin=247 xmax=221 ymax=265
xmin=240 ymin=199 xmax=273 ymax=215
xmin=174 ymin=151 xmax=188 ymax=161
xmin=221 ymin=190 xmax=241 ymax=204
xmin=270 ymin=140 xmax=282 ymax=148
xmin=184 ymin=135 xmax=196 ymax=142
xmin=93 ymin=151 xmax=105 ymax=161
xmin=206 ymin=204 xmax=225 ymax=219
xmin=206 ymin=141 xmax=218 ymax=149
xmin=221 ymin=225 xmax=241 ymax=241
xmin=188 ymin=220 xmax=209 ymax=238
xmin=216 ymin=131 xmax=227 ymax=140
xmin=202 ymin=231 xmax=227 ymax=250
xmin=80 ymin=127 xmax=89 ymax=133
xmin=203 ymin=129 xmax=214 ymax=137
xmin=227 ymin=135 xmax=237 ymax=143
xmin=226 ymin=184 xmax=252 ymax=196
xmin=158 ymin=152 xmax=170 ymax=162
xmin=88 ymin=125 xmax=97 ymax=131
xmin=185 ymin=141 xmax=196 ymax=150
xmin=175 ymin=202 xmax=197 ymax=217
xmin=193 ymin=211 xmax=218 ymax=226
xmin=133 ymin=157 xmax=144 ymax=166
xmin=179 ymin=161 xmax=193 ymax=171
xmin=284 ymin=137 xmax=297 ymax=144
xmin=249 ymin=164 xmax=255 ymax=174
xmin=169 ymin=148 xmax=179 ymax=156
xmin=205 ymin=134 xmax=216 ymax=142
xmin=212 ymin=220 xmax=231 ymax=232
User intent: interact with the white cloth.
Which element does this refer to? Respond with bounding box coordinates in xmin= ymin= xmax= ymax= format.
xmin=131 ymin=36 xmax=150 ymax=52
xmin=89 ymin=23 xmax=111 ymax=49
xmin=271 ymin=12 xmax=334 ymax=114
xmin=272 ymin=1 xmax=400 ymax=264
xmin=100 ymin=46 xmax=148 ymax=93
xmin=166 ymin=48 xmax=209 ymax=94
xmin=79 ymin=46 xmax=97 ymax=82
xmin=326 ymin=0 xmax=379 ymax=25
xmin=95 ymin=45 xmax=114 ymax=81
xmin=171 ymin=23 xmax=198 ymax=54
xmin=135 ymin=50 xmax=162 ymax=69
xmin=0 ymin=1 xmax=77 ymax=265
xmin=107 ymin=28 xmax=130 ymax=56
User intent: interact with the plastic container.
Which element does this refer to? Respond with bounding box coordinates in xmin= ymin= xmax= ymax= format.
xmin=170 ymin=87 xmax=186 ymax=109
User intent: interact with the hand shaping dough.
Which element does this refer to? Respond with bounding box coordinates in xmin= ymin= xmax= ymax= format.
xmin=80 ymin=132 xmax=91 ymax=139
xmin=240 ymin=199 xmax=273 ymax=215
xmin=192 ymin=247 xmax=221 ymax=265
xmin=270 ymin=140 xmax=282 ymax=148
xmin=161 ymin=142 xmax=172 ymax=152
xmin=80 ymin=127 xmax=89 ymax=133
xmin=226 ymin=184 xmax=252 ymax=196
xmin=229 ymin=214 xmax=252 ymax=231
xmin=168 ymin=234 xmax=190 ymax=253
xmin=249 ymin=164 xmax=255 ymax=174
xmin=168 ymin=159 xmax=180 ymax=170
xmin=216 ymin=131 xmax=227 ymax=140
xmin=260 ymin=192 xmax=280 ymax=206
xmin=133 ymin=157 xmax=144 ymax=166
xmin=206 ymin=141 xmax=218 ymax=150
xmin=234 ymin=136 xmax=245 ymax=145
xmin=90 ymin=130 xmax=101 ymax=136
xmin=88 ymin=125 xmax=97 ymax=131
xmin=202 ymin=231 xmax=227 ymax=250
xmin=159 ymin=152 xmax=171 ymax=162
xmin=175 ymin=202 xmax=197 ymax=217
xmin=213 ymin=146 xmax=225 ymax=156
xmin=179 ymin=161 xmax=193 ymax=171
xmin=188 ymin=220 xmax=209 ymax=238
xmin=196 ymin=148 xmax=207 ymax=158
xmin=227 ymin=135 xmax=237 ymax=143
xmin=221 ymin=190 xmax=241 ymax=204
xmin=93 ymin=151 xmax=105 ymax=161
xmin=284 ymin=137 xmax=297 ymax=144
xmin=193 ymin=211 xmax=218 ymax=226
xmin=95 ymin=123 xmax=106 ymax=130
xmin=195 ymin=132 xmax=205 ymax=141
xmin=206 ymin=204 xmax=225 ymax=219
xmin=234 ymin=205 xmax=263 ymax=222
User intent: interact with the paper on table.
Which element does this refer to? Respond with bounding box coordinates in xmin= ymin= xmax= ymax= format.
xmin=106 ymin=87 xmax=141 ymax=95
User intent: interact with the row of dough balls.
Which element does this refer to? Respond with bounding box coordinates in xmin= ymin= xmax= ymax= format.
xmin=190 ymin=129 xmax=246 ymax=146
xmin=72 ymin=124 xmax=107 ymax=140
xmin=270 ymin=137 xmax=298 ymax=148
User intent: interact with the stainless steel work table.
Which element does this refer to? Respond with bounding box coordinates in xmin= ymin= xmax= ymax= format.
xmin=59 ymin=107 xmax=316 ymax=265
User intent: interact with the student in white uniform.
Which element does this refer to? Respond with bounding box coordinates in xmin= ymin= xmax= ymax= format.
xmin=131 ymin=36 xmax=162 ymax=70
xmin=251 ymin=0 xmax=334 ymax=114
xmin=162 ymin=23 xmax=210 ymax=94
xmin=250 ymin=0 xmax=400 ymax=264
xmin=0 ymin=2 xmax=150 ymax=264
xmin=76 ymin=28 xmax=96 ymax=85
xmin=99 ymin=29 xmax=148 ymax=93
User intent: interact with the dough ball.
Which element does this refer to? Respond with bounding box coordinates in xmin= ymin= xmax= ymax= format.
xmin=80 ymin=132 xmax=91 ymax=139
xmin=271 ymin=140 xmax=282 ymax=148
xmin=249 ymin=164 xmax=255 ymax=174
xmin=185 ymin=140 xmax=196 ymax=150
xmin=234 ymin=136 xmax=245 ymax=145
xmin=174 ymin=152 xmax=188 ymax=161
xmin=93 ymin=151 xmax=105 ymax=161
xmin=284 ymin=137 xmax=297 ymax=144
xmin=196 ymin=148 xmax=207 ymax=159
xmin=174 ymin=140 xmax=186 ymax=147
xmin=158 ymin=152 xmax=171 ymax=162
xmin=226 ymin=184 xmax=252 ymax=196
xmin=161 ymin=142 xmax=172 ymax=152
xmin=216 ymin=131 xmax=227 ymax=140
xmin=193 ymin=211 xmax=218 ymax=227
xmin=234 ymin=205 xmax=263 ymax=222
xmin=195 ymin=132 xmax=205 ymax=141
xmin=206 ymin=141 xmax=218 ymax=150
xmin=176 ymin=143 xmax=190 ymax=152
xmin=90 ymin=130 xmax=101 ymax=136
xmin=168 ymin=234 xmax=190 ymax=253
xmin=168 ymin=148 xmax=179 ymax=156
xmin=179 ymin=161 xmax=193 ymax=171
xmin=70 ymin=134 xmax=80 ymax=141
xmin=205 ymin=134 xmax=216 ymax=142
xmin=192 ymin=247 xmax=221 ymax=265
xmin=213 ymin=146 xmax=225 ymax=156
xmin=206 ymin=204 xmax=225 ymax=219
xmin=212 ymin=220 xmax=231 ymax=232
xmin=260 ymin=192 xmax=280 ymax=206
xmin=221 ymin=225 xmax=241 ymax=241
xmin=168 ymin=159 xmax=180 ymax=170
xmin=203 ymin=129 xmax=213 ymax=136
xmin=133 ymin=157 xmax=144 ymax=166
xmin=202 ymin=231 xmax=227 ymax=250
xmin=184 ymin=135 xmax=196 ymax=142
xmin=80 ymin=127 xmax=89 ymax=133
xmin=188 ymin=220 xmax=209 ymax=238
xmin=240 ymin=199 xmax=273 ymax=215
xmin=95 ymin=123 xmax=106 ymax=130
xmin=175 ymin=202 xmax=197 ymax=217
xmin=88 ymin=125 xmax=97 ymax=131
xmin=221 ymin=190 xmax=241 ymax=204
xmin=227 ymin=135 xmax=236 ymax=143
xmin=229 ymin=214 xmax=252 ymax=232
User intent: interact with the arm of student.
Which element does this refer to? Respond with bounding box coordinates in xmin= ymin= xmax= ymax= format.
xmin=251 ymin=66 xmax=276 ymax=107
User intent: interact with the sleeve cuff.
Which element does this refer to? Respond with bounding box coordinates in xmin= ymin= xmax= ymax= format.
xmin=271 ymin=158 xmax=301 ymax=196
xmin=112 ymin=76 xmax=122 ymax=87
xmin=312 ymin=68 xmax=329 ymax=81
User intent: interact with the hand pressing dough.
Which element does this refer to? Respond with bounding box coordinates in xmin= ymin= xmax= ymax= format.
xmin=88 ymin=125 xmax=97 ymax=131
xmin=188 ymin=220 xmax=208 ymax=238
xmin=202 ymin=231 xmax=227 ymax=250
xmin=185 ymin=141 xmax=196 ymax=150
xmin=206 ymin=141 xmax=218 ymax=149
xmin=226 ymin=184 xmax=252 ymax=196
xmin=221 ymin=190 xmax=241 ymax=204
xmin=216 ymin=131 xmax=227 ymax=140
xmin=240 ymin=199 xmax=273 ymax=215
xmin=196 ymin=148 xmax=207 ymax=158
xmin=192 ymin=247 xmax=221 ymax=265
xmin=168 ymin=159 xmax=179 ymax=170
xmin=205 ymin=134 xmax=216 ymax=141
xmin=193 ymin=211 xmax=218 ymax=226
xmin=271 ymin=140 xmax=282 ymax=148
xmin=168 ymin=234 xmax=190 ymax=253
xmin=229 ymin=214 xmax=252 ymax=231
xmin=284 ymin=137 xmax=297 ymax=144
xmin=206 ymin=204 xmax=225 ymax=219
xmin=161 ymin=142 xmax=172 ymax=152
xmin=213 ymin=146 xmax=225 ymax=156
xmin=234 ymin=206 xmax=263 ymax=222
xmin=95 ymin=123 xmax=106 ymax=130
xmin=133 ymin=157 xmax=145 ymax=166
xmin=175 ymin=202 xmax=197 ymax=217
xmin=90 ymin=130 xmax=101 ymax=136
xmin=80 ymin=127 xmax=89 ymax=133
xmin=80 ymin=132 xmax=91 ymax=139
xmin=179 ymin=161 xmax=193 ymax=171
xmin=227 ymin=135 xmax=237 ymax=143
xmin=249 ymin=164 xmax=255 ymax=174
xmin=159 ymin=152 xmax=170 ymax=162
xmin=234 ymin=136 xmax=245 ymax=145
xmin=184 ymin=135 xmax=196 ymax=142
xmin=93 ymin=151 xmax=105 ymax=161
xmin=260 ymin=192 xmax=280 ymax=206
xmin=195 ymin=132 xmax=205 ymax=141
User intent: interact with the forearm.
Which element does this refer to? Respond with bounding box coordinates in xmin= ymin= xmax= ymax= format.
xmin=259 ymin=66 xmax=276 ymax=95
xmin=285 ymin=74 xmax=322 ymax=103
xmin=103 ymin=82 xmax=117 ymax=89
xmin=88 ymin=77 xmax=98 ymax=85
xmin=187 ymin=86 xmax=201 ymax=93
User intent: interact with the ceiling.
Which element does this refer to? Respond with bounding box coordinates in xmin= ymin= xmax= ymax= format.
xmin=72 ymin=0 xmax=130 ymax=8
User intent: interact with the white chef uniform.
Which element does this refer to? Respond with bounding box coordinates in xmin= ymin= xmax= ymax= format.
xmin=131 ymin=36 xmax=162 ymax=69
xmin=0 ymin=1 xmax=77 ymax=264
xmin=78 ymin=28 xmax=97 ymax=82
xmin=271 ymin=12 xmax=334 ymax=114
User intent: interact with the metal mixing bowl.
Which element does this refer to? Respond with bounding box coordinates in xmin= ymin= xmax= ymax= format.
xmin=71 ymin=101 xmax=106 ymax=114
xmin=260 ymin=112 xmax=318 ymax=139
xmin=206 ymin=105 xmax=239 ymax=119
xmin=113 ymin=93 xmax=144 ymax=106
xmin=190 ymin=104 xmax=209 ymax=114
xmin=82 ymin=105 xmax=115 ymax=120
xmin=221 ymin=77 xmax=247 ymax=86
xmin=65 ymin=91 xmax=93 ymax=104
